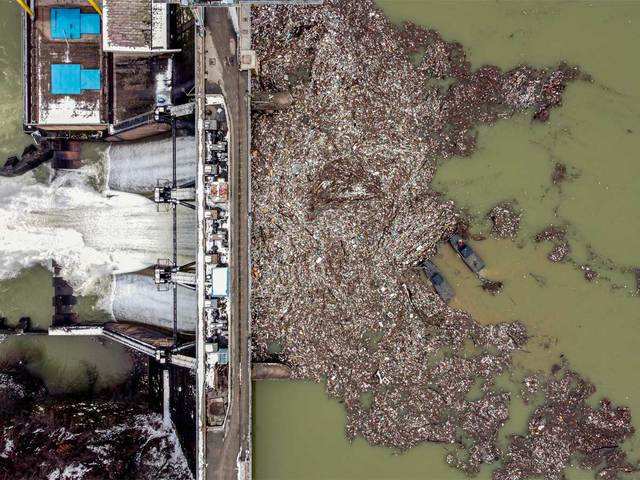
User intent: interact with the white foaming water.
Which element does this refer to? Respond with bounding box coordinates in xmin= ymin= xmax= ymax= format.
xmin=0 ymin=173 xmax=195 ymax=293
xmin=110 ymin=273 xmax=196 ymax=331
xmin=107 ymin=136 xmax=197 ymax=194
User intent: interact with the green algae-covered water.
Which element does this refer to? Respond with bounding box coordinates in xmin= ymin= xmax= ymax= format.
xmin=254 ymin=2 xmax=640 ymax=479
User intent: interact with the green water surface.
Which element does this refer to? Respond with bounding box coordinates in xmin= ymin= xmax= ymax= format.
xmin=0 ymin=3 xmax=30 ymax=160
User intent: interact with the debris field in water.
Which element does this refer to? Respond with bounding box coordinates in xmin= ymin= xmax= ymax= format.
xmin=547 ymin=241 xmax=571 ymax=263
xmin=0 ymin=368 xmax=193 ymax=480
xmin=535 ymin=225 xmax=573 ymax=264
xmin=497 ymin=368 xmax=637 ymax=480
xmin=488 ymin=201 xmax=521 ymax=240
xmin=250 ymin=0 xmax=637 ymax=478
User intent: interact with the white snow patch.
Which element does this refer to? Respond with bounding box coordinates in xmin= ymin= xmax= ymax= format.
xmin=133 ymin=414 xmax=193 ymax=480
xmin=0 ymin=439 xmax=14 ymax=458
xmin=47 ymin=464 xmax=90 ymax=480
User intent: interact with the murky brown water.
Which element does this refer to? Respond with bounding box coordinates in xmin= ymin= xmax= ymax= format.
xmin=1 ymin=0 xmax=639 ymax=476
xmin=253 ymin=2 xmax=640 ymax=479
xmin=0 ymin=3 xmax=29 ymax=161
xmin=0 ymin=266 xmax=131 ymax=394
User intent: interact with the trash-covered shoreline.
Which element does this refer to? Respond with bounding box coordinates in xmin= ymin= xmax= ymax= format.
xmin=0 ymin=364 xmax=192 ymax=480
xmin=250 ymin=0 xmax=637 ymax=478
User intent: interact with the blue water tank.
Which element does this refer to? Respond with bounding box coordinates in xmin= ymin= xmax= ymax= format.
xmin=51 ymin=8 xmax=101 ymax=39
xmin=51 ymin=8 xmax=81 ymax=39
xmin=80 ymin=69 xmax=101 ymax=90
xmin=80 ymin=14 xmax=101 ymax=35
xmin=51 ymin=65 xmax=101 ymax=95
xmin=51 ymin=64 xmax=81 ymax=95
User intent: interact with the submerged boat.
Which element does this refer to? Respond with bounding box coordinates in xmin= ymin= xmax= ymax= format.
xmin=420 ymin=260 xmax=455 ymax=303
xmin=449 ymin=234 xmax=485 ymax=274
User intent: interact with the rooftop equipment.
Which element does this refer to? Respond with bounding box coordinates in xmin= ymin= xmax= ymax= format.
xmin=51 ymin=8 xmax=100 ymax=39
xmin=51 ymin=64 xmax=101 ymax=95
xmin=208 ymin=267 xmax=229 ymax=298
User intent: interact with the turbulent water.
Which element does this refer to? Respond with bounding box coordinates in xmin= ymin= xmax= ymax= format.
xmin=111 ymin=273 xmax=197 ymax=331
xmin=0 ymin=172 xmax=196 ymax=293
xmin=0 ymin=137 xmax=197 ymax=386
xmin=0 ymin=164 xmax=196 ymax=389
xmin=0 ymin=1 xmax=199 ymax=392
xmin=107 ymin=137 xmax=197 ymax=194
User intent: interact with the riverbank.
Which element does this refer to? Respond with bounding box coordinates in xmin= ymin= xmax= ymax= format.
xmin=250 ymin=1 xmax=639 ymax=478
xmin=0 ymin=358 xmax=192 ymax=480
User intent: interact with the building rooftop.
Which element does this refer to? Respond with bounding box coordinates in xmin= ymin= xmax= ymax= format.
xmin=31 ymin=2 xmax=106 ymax=127
xmin=25 ymin=0 xmax=189 ymax=137
xmin=103 ymin=0 xmax=170 ymax=52
xmin=112 ymin=55 xmax=172 ymax=125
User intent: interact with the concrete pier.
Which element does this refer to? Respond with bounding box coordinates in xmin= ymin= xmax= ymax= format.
xmin=163 ymin=368 xmax=172 ymax=425
xmin=198 ymin=7 xmax=252 ymax=479
xmin=251 ymin=363 xmax=292 ymax=380
xmin=194 ymin=3 xmax=321 ymax=479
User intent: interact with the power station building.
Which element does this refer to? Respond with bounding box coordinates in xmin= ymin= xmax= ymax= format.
xmin=22 ymin=0 xmax=194 ymax=141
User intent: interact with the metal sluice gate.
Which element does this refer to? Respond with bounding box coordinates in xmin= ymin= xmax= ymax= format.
xmin=151 ymin=103 xmax=200 ymax=347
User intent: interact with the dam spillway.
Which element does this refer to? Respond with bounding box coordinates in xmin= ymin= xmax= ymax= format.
xmin=110 ymin=273 xmax=197 ymax=332
xmin=107 ymin=137 xmax=197 ymax=194
xmin=0 ymin=140 xmax=196 ymax=292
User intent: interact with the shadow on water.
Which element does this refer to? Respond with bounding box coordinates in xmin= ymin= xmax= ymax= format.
xmin=0 ymin=266 xmax=132 ymax=394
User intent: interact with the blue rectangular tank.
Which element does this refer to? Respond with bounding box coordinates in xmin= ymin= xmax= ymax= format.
xmin=51 ymin=8 xmax=81 ymax=39
xmin=51 ymin=64 xmax=81 ymax=95
xmin=51 ymin=8 xmax=101 ymax=39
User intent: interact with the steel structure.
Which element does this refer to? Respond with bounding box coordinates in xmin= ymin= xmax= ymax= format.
xmin=178 ymin=0 xmax=321 ymax=5
xmin=190 ymin=2 xmax=322 ymax=478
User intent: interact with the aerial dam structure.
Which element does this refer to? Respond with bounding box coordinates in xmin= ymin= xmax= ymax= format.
xmin=7 ymin=1 xmax=321 ymax=479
